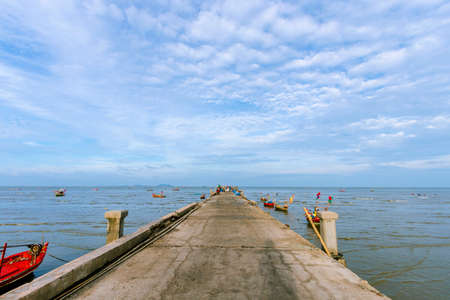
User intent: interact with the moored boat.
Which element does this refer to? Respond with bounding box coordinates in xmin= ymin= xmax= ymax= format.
xmin=152 ymin=193 xmax=166 ymax=198
xmin=200 ymin=194 xmax=206 ymax=199
xmin=275 ymin=204 xmax=288 ymax=212
xmin=260 ymin=197 xmax=267 ymax=202
xmin=0 ymin=242 xmax=48 ymax=288
xmin=263 ymin=201 xmax=274 ymax=208
xmin=305 ymin=209 xmax=320 ymax=227
xmin=54 ymin=188 xmax=65 ymax=197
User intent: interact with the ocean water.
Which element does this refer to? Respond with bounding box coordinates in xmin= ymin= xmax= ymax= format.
xmin=0 ymin=186 xmax=449 ymax=299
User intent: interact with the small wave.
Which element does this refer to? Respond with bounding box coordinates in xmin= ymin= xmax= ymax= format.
xmin=0 ymin=221 xmax=84 ymax=226
xmin=54 ymin=243 xmax=96 ymax=251
xmin=370 ymin=256 xmax=427 ymax=284
xmin=367 ymin=243 xmax=450 ymax=250
xmin=55 ymin=229 xmax=104 ymax=237
xmin=384 ymin=199 xmax=408 ymax=203
xmin=339 ymin=237 xmax=374 ymax=241
xmin=352 ymin=197 xmax=375 ymax=200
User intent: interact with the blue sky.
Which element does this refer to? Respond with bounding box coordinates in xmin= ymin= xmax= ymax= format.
xmin=1 ymin=0 xmax=449 ymax=186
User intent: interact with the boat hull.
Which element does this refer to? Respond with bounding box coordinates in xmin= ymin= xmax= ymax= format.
xmin=0 ymin=242 xmax=48 ymax=288
xmin=275 ymin=205 xmax=288 ymax=212
xmin=152 ymin=194 xmax=166 ymax=198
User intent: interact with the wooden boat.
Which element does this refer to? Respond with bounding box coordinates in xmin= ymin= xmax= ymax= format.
xmin=305 ymin=209 xmax=320 ymax=227
xmin=0 ymin=242 xmax=48 ymax=288
xmin=200 ymin=194 xmax=206 ymax=199
xmin=152 ymin=193 xmax=166 ymax=198
xmin=54 ymin=189 xmax=65 ymax=197
xmin=260 ymin=197 xmax=267 ymax=202
xmin=263 ymin=202 xmax=274 ymax=208
xmin=275 ymin=204 xmax=288 ymax=212
xmin=172 ymin=188 xmax=180 ymax=191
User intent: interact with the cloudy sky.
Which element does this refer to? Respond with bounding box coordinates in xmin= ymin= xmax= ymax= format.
xmin=0 ymin=0 xmax=449 ymax=186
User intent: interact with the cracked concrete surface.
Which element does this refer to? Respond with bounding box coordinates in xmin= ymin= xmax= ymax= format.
xmin=69 ymin=192 xmax=389 ymax=300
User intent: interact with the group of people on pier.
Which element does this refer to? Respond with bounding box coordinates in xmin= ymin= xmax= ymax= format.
xmin=215 ymin=185 xmax=240 ymax=195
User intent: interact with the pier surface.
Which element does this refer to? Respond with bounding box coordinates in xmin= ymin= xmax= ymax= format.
xmin=68 ymin=192 xmax=388 ymax=299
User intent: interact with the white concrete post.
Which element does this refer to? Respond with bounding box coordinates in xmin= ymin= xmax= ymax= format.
xmin=317 ymin=211 xmax=339 ymax=255
xmin=104 ymin=210 xmax=128 ymax=244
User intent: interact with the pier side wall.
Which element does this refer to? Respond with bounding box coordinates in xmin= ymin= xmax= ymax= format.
xmin=3 ymin=202 xmax=199 ymax=300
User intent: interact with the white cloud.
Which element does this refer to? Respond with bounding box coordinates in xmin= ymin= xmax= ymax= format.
xmin=349 ymin=117 xmax=418 ymax=130
xmin=362 ymin=131 xmax=416 ymax=147
xmin=187 ymin=11 xmax=237 ymax=42
xmin=1 ymin=0 xmax=449 ymax=183
xmin=166 ymin=43 xmax=216 ymax=60
xmin=284 ymin=45 xmax=378 ymax=69
xmin=83 ymin=0 xmax=124 ymax=21
xmin=425 ymin=115 xmax=450 ymax=129
xmin=350 ymin=48 xmax=407 ymax=74
xmin=382 ymin=154 xmax=450 ymax=169
xmin=125 ymin=6 xmax=158 ymax=32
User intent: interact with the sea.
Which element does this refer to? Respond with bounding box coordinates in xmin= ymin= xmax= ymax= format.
xmin=0 ymin=186 xmax=449 ymax=299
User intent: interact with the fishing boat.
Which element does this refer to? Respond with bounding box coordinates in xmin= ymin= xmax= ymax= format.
xmin=200 ymin=194 xmax=206 ymax=199
xmin=172 ymin=188 xmax=180 ymax=191
xmin=263 ymin=201 xmax=274 ymax=208
xmin=260 ymin=197 xmax=267 ymax=202
xmin=54 ymin=188 xmax=65 ymax=197
xmin=275 ymin=204 xmax=288 ymax=212
xmin=152 ymin=193 xmax=166 ymax=198
xmin=305 ymin=209 xmax=320 ymax=227
xmin=0 ymin=242 xmax=48 ymax=288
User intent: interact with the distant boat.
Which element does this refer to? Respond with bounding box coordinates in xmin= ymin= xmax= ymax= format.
xmin=339 ymin=189 xmax=345 ymax=192
xmin=172 ymin=188 xmax=180 ymax=191
xmin=54 ymin=188 xmax=65 ymax=197
xmin=152 ymin=193 xmax=166 ymax=198
xmin=0 ymin=242 xmax=48 ymax=288
xmin=263 ymin=201 xmax=274 ymax=208
xmin=275 ymin=204 xmax=288 ymax=212
xmin=200 ymin=194 xmax=206 ymax=200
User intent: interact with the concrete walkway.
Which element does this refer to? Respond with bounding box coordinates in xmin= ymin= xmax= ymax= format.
xmin=69 ymin=193 xmax=389 ymax=300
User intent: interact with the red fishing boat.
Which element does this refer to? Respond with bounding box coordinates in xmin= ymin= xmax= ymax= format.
xmin=0 ymin=242 xmax=48 ymax=288
xmin=305 ymin=209 xmax=320 ymax=227
xmin=263 ymin=201 xmax=274 ymax=208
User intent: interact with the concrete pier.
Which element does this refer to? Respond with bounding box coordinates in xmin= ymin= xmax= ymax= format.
xmin=66 ymin=193 xmax=388 ymax=299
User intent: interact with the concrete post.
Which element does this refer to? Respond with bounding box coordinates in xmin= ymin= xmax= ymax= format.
xmin=104 ymin=210 xmax=128 ymax=244
xmin=317 ymin=211 xmax=339 ymax=255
